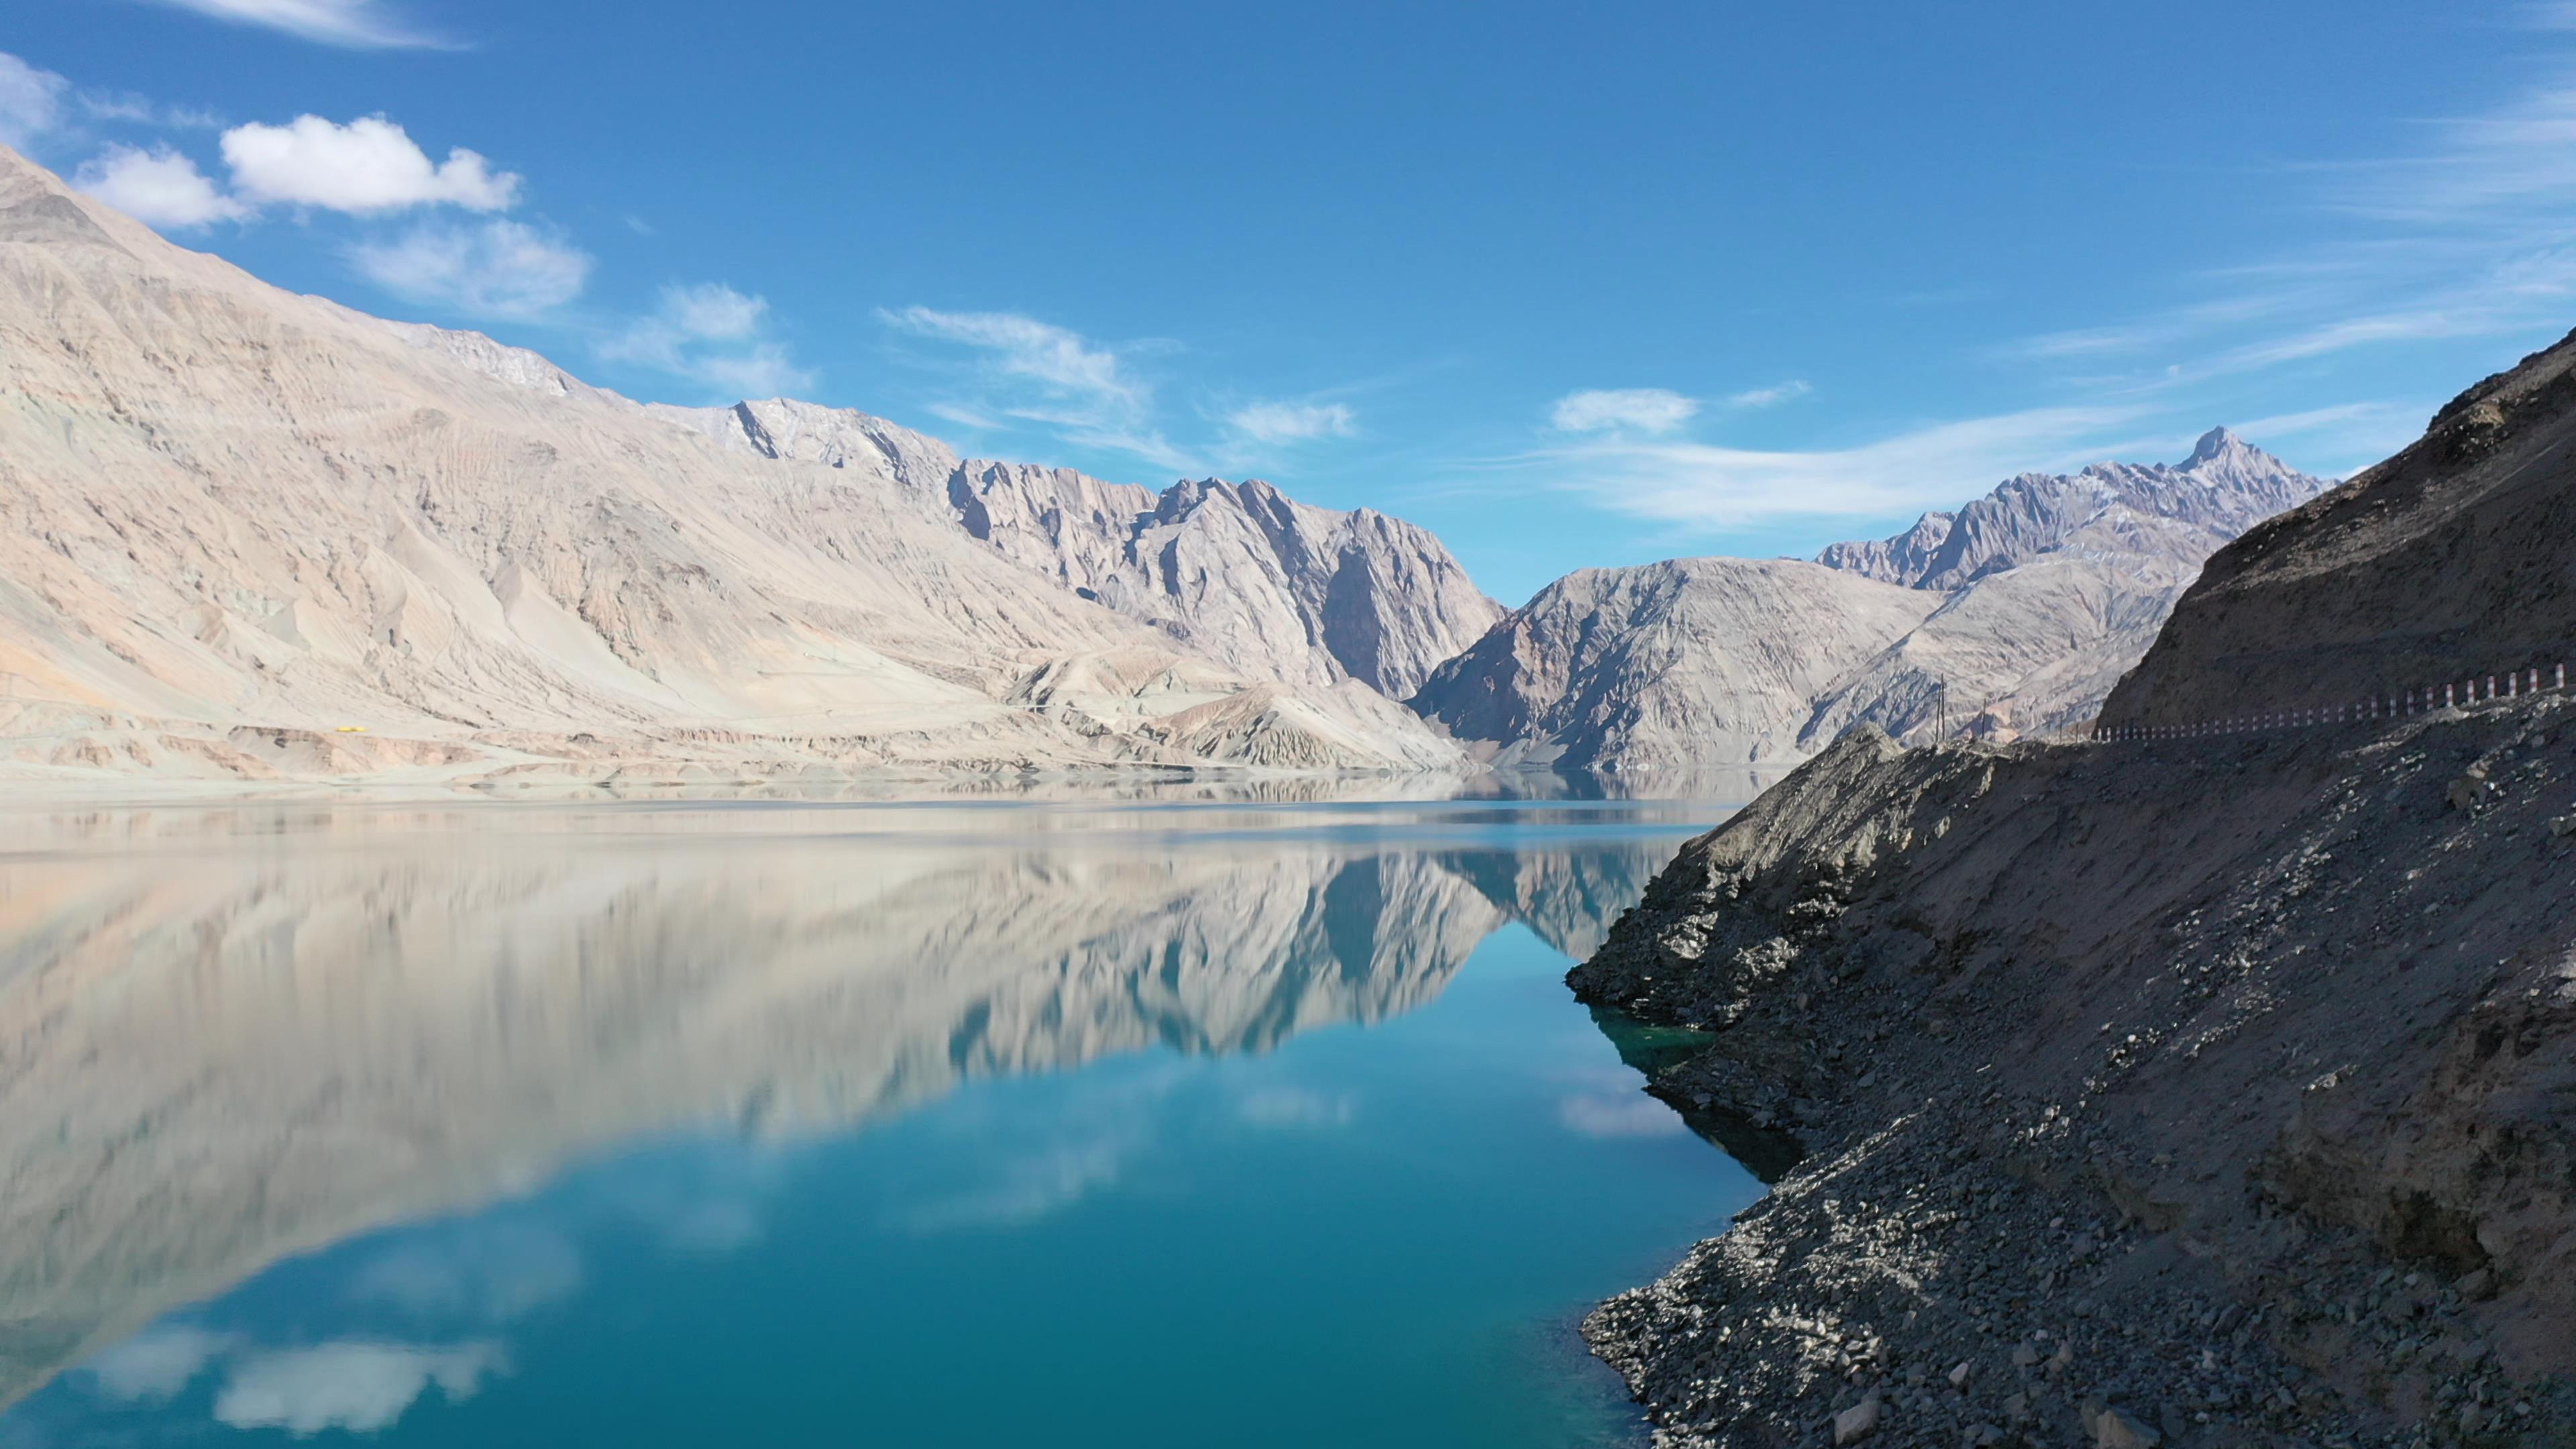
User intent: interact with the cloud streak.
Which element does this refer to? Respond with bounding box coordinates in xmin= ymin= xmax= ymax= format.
xmin=138 ymin=0 xmax=453 ymax=49
xmin=353 ymin=219 xmax=591 ymax=317
xmin=2000 ymin=46 xmax=2576 ymax=387
xmin=1225 ymin=400 xmax=1354 ymax=445
xmin=1549 ymin=387 xmax=1699 ymax=435
xmin=602 ymin=282 xmax=811 ymax=398
xmin=883 ymin=306 xmax=1194 ymax=472
xmin=0 ymin=51 xmax=68 ymax=151
xmin=1529 ymin=404 xmax=2147 ymax=530
xmin=1725 ymin=380 xmax=1812 ymax=409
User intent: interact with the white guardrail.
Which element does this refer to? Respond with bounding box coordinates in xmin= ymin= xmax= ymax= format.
xmin=2089 ymin=663 xmax=2569 ymax=743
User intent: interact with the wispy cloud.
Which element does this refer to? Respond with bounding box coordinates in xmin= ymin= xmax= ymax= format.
xmin=883 ymin=306 xmax=1194 ymax=472
xmin=1224 ymin=400 xmax=1355 ymax=445
xmin=1549 ymin=387 xmax=1700 ymax=435
xmin=602 ymin=282 xmax=810 ymax=397
xmin=1235 ymin=1086 xmax=1357 ymax=1128
xmin=79 ymin=89 xmax=223 ymax=128
xmin=2000 ymin=45 xmax=2576 ymax=384
xmin=136 ymin=0 xmax=453 ymax=49
xmin=1529 ymin=404 xmax=2146 ymax=530
xmin=1725 ymin=379 xmax=1813 ymax=409
xmin=350 ymin=1224 xmax=584 ymax=1324
xmin=214 ymin=1341 xmax=504 ymax=1435
xmin=83 ymin=1326 xmax=237 ymax=1403
xmin=0 ymin=51 xmax=68 ymax=151
xmin=353 ymin=219 xmax=590 ymax=317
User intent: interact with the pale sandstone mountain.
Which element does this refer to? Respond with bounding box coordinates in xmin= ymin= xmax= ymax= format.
xmin=0 ymin=816 xmax=1666 ymax=1408
xmin=1407 ymin=559 xmax=1947 ymax=773
xmin=1816 ymin=427 xmax=2327 ymax=590
xmin=1412 ymin=433 xmax=2330 ymax=774
xmin=0 ymin=146 xmax=1460 ymax=786
xmin=1808 ymin=429 xmax=2333 ymax=741
xmin=639 ymin=401 xmax=1502 ymax=700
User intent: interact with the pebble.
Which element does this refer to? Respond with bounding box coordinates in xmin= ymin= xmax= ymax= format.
xmin=1831 ymin=1393 xmax=1882 ymax=1444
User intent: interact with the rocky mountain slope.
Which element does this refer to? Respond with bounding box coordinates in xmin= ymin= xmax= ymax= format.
xmin=649 ymin=402 xmax=1501 ymax=700
xmin=1819 ymin=427 xmax=2326 ymax=591
xmin=0 ymin=817 xmax=1667 ymax=1411
xmin=1408 ymin=559 xmax=1946 ymax=773
xmin=0 ymin=145 xmax=1469 ymax=788
xmin=2103 ymin=335 xmax=2576 ymax=733
xmin=1566 ymin=339 xmax=2576 ymax=1446
xmin=1410 ymin=435 xmax=2330 ymax=776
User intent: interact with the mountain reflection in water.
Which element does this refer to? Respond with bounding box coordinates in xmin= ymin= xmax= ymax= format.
xmin=0 ymin=800 xmax=1721 ymax=1425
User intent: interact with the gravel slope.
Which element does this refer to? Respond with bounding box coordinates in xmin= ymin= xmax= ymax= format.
xmin=1572 ymin=704 xmax=2574 ymax=1448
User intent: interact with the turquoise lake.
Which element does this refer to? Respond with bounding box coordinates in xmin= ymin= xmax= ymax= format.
xmin=0 ymin=796 xmax=1762 ymax=1447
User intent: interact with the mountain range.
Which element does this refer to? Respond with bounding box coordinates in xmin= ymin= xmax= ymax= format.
xmin=0 ymin=143 xmax=2328 ymax=790
xmin=1409 ymin=429 xmax=2332 ymax=773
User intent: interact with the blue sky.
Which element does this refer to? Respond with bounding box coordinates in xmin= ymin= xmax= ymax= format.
xmin=7 ymin=1 xmax=2576 ymax=602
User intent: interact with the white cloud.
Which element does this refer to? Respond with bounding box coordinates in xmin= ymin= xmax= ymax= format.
xmin=1549 ymin=387 xmax=1701 ymax=435
xmin=883 ymin=305 xmax=1193 ymax=471
xmin=140 ymin=0 xmax=449 ymax=48
xmin=925 ymin=400 xmax=1004 ymax=431
xmin=897 ymin=1138 xmax=1132 ymax=1232
xmin=223 ymin=114 xmax=518 ymax=213
xmin=660 ymin=1199 xmax=762 ymax=1252
xmin=1225 ymin=400 xmax=1355 ymax=445
xmin=1558 ymin=1091 xmax=1688 ymax=1138
xmin=886 ymin=306 xmax=1145 ymax=409
xmin=79 ymin=89 xmax=223 ymax=128
xmin=352 ymin=219 xmax=592 ymax=317
xmin=351 ymin=1224 xmax=584 ymax=1324
xmin=74 ymin=144 xmax=250 ymax=227
xmin=0 ymin=52 xmax=68 ymax=150
xmin=663 ymin=282 xmax=766 ymax=341
xmin=1234 ymin=1087 xmax=1357 ymax=1128
xmin=2228 ymin=400 xmax=2403 ymax=440
xmin=214 ymin=1342 xmax=504 ymax=1435
xmin=83 ymin=1326 xmax=236 ymax=1403
xmin=1536 ymin=404 xmax=2145 ymax=529
xmin=601 ymin=282 xmax=812 ymax=398
xmin=1724 ymin=379 xmax=1813 ymax=409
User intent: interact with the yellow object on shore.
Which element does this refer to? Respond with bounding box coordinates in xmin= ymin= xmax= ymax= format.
xmin=335 ymin=726 xmax=367 ymax=733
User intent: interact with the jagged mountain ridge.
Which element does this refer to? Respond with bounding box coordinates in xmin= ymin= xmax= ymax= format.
xmin=1818 ymin=427 xmax=2327 ymax=590
xmin=647 ymin=398 xmax=1503 ymax=700
xmin=1407 ymin=559 xmax=1945 ymax=773
xmin=0 ymin=145 xmax=1469 ymax=785
xmin=1411 ymin=431 xmax=2332 ymax=773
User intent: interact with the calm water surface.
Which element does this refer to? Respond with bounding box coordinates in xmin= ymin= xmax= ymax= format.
xmin=0 ymin=796 xmax=1760 ymax=1448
